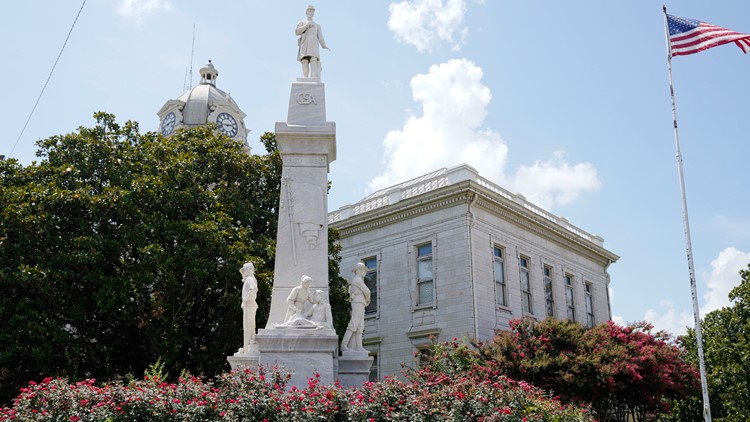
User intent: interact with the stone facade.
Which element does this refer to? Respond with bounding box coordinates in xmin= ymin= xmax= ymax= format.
xmin=329 ymin=164 xmax=619 ymax=380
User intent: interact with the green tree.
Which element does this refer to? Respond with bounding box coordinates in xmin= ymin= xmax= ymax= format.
xmin=669 ymin=264 xmax=750 ymax=421
xmin=0 ymin=113 xmax=347 ymax=405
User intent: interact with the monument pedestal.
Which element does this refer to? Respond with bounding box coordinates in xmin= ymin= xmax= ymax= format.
xmin=337 ymin=351 xmax=373 ymax=387
xmin=256 ymin=328 xmax=338 ymax=388
xmin=226 ymin=342 xmax=260 ymax=371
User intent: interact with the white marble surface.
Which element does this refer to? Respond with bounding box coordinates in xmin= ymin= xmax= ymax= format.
xmin=287 ymin=81 xmax=327 ymax=126
xmin=248 ymin=60 xmax=346 ymax=389
xmin=341 ymin=263 xmax=370 ymax=352
xmin=265 ymin=84 xmax=335 ymax=327
xmin=337 ymin=353 xmax=373 ymax=387
xmin=240 ymin=262 xmax=258 ymax=352
xmin=295 ymin=5 xmax=329 ymax=79
xmin=264 ymin=148 xmax=332 ymax=327
xmin=227 ymin=344 xmax=260 ymax=371
xmin=256 ymin=328 xmax=338 ymax=389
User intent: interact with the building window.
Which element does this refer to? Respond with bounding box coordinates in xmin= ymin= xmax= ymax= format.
xmin=493 ymin=246 xmax=507 ymax=307
xmin=565 ymin=274 xmax=576 ymax=322
xmin=520 ymin=256 xmax=532 ymax=314
xmin=585 ymin=282 xmax=595 ymax=328
xmin=543 ymin=265 xmax=554 ymax=318
xmin=416 ymin=243 xmax=434 ymax=305
xmin=369 ymin=352 xmax=379 ymax=382
xmin=363 ymin=257 xmax=377 ymax=314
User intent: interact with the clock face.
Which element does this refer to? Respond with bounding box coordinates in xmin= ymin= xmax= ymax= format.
xmin=161 ymin=112 xmax=176 ymax=136
xmin=216 ymin=112 xmax=239 ymax=138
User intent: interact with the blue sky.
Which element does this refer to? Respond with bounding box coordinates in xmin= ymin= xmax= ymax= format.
xmin=3 ymin=0 xmax=749 ymax=336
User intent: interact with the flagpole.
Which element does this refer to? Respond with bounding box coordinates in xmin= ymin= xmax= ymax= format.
xmin=662 ymin=5 xmax=712 ymax=421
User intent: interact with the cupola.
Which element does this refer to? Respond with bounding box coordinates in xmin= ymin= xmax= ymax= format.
xmin=156 ymin=60 xmax=250 ymax=153
xmin=199 ymin=60 xmax=219 ymax=86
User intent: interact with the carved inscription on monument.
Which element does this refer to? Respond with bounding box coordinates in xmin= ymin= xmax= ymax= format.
xmin=297 ymin=92 xmax=318 ymax=105
xmin=284 ymin=155 xmax=327 ymax=167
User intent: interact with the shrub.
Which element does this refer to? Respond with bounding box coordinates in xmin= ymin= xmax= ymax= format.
xmin=415 ymin=320 xmax=700 ymax=421
xmin=1 ymin=365 xmax=593 ymax=421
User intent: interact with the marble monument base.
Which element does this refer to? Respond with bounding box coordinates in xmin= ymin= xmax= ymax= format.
xmin=337 ymin=351 xmax=373 ymax=387
xmin=226 ymin=342 xmax=260 ymax=371
xmin=256 ymin=328 xmax=338 ymax=389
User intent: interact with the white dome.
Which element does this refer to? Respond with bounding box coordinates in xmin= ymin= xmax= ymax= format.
xmin=178 ymin=83 xmax=237 ymax=126
xmin=157 ymin=60 xmax=249 ymax=148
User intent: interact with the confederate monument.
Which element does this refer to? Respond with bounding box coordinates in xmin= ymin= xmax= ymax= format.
xmin=228 ymin=5 xmax=371 ymax=388
xmin=256 ymin=3 xmax=337 ymax=387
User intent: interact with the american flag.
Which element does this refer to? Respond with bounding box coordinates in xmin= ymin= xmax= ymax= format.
xmin=667 ymin=14 xmax=750 ymax=57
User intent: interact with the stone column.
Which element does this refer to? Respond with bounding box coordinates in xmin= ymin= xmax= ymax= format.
xmin=255 ymin=77 xmax=338 ymax=389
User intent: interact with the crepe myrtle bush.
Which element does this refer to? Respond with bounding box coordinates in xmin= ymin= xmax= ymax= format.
xmin=1 ymin=365 xmax=594 ymax=421
xmin=412 ymin=320 xmax=700 ymax=422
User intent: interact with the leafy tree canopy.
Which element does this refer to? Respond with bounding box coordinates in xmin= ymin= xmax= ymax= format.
xmin=0 ymin=113 xmax=348 ymax=405
xmin=669 ymin=264 xmax=750 ymax=421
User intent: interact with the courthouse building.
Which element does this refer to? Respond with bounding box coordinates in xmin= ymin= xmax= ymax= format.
xmin=328 ymin=164 xmax=619 ymax=380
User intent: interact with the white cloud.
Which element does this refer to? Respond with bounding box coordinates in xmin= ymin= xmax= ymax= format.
xmin=702 ymin=247 xmax=750 ymax=314
xmin=388 ymin=0 xmax=468 ymax=52
xmin=644 ymin=300 xmax=694 ymax=337
xmin=611 ymin=315 xmax=625 ymax=325
xmin=642 ymin=247 xmax=749 ymax=337
xmin=116 ymin=0 xmax=172 ymax=23
xmin=508 ymin=152 xmax=600 ymax=209
xmin=368 ymin=59 xmax=601 ymax=210
xmin=369 ymin=59 xmax=506 ymax=191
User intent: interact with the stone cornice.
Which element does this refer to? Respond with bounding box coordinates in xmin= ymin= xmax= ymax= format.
xmin=468 ymin=180 xmax=619 ymax=265
xmin=331 ymin=182 xmax=473 ymax=237
xmin=331 ymin=181 xmax=619 ymax=266
xmin=471 ymin=194 xmax=618 ymax=266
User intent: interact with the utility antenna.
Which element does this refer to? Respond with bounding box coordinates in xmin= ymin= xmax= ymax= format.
xmin=183 ymin=23 xmax=196 ymax=92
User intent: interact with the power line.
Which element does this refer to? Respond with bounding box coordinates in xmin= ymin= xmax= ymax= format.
xmin=7 ymin=0 xmax=87 ymax=159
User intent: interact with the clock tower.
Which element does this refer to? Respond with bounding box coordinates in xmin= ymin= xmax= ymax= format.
xmin=157 ymin=60 xmax=250 ymax=152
